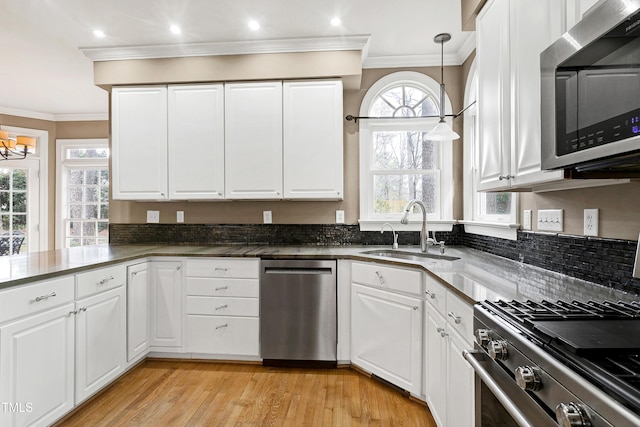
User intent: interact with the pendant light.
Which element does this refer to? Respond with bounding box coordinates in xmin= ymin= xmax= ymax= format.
xmin=426 ymin=33 xmax=460 ymax=141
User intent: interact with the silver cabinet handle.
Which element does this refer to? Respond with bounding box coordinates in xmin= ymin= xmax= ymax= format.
xmin=35 ymin=292 xmax=56 ymax=302
xmin=215 ymin=323 xmax=228 ymax=330
xmin=69 ymin=309 xmax=78 ymax=316
xmin=214 ymin=267 xmax=228 ymax=271
xmin=437 ymin=326 xmax=448 ymax=338
xmin=215 ymin=286 xmax=229 ymax=291
xmin=448 ymin=311 xmax=462 ymax=324
xmin=131 ymin=271 xmax=138 ymax=277
xmin=79 ymin=307 xmax=87 ymax=312
xmin=425 ymin=290 xmax=436 ymax=299
xmin=98 ymin=275 xmax=114 ymax=285
xmin=375 ymin=271 xmax=385 ymax=285
xmin=498 ymin=174 xmax=513 ymax=181
xmin=176 ymin=266 xmax=181 ymax=271
xmin=412 ymin=306 xmax=419 ymax=311
xmin=215 ymin=304 xmax=228 ymax=311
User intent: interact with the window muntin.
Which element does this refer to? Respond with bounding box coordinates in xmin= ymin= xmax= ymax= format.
xmin=0 ymin=168 xmax=28 ymax=254
xmin=359 ymin=72 xmax=454 ymax=228
xmin=57 ymin=140 xmax=109 ymax=248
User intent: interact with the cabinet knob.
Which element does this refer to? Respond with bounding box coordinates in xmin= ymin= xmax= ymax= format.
xmin=131 ymin=271 xmax=138 ymax=277
xmin=425 ymin=290 xmax=436 ymax=299
xmin=176 ymin=266 xmax=181 ymax=271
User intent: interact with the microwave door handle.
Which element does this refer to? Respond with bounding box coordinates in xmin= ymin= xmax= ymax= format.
xmin=463 ymin=350 xmax=538 ymax=427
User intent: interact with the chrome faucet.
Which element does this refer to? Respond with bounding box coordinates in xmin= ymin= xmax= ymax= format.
xmin=400 ymin=199 xmax=446 ymax=253
xmin=380 ymin=223 xmax=398 ymax=249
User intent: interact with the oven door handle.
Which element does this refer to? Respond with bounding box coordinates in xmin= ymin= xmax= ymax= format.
xmin=463 ymin=350 xmax=540 ymax=427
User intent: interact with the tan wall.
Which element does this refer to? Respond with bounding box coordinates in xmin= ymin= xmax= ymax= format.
xmin=108 ymin=65 xmax=465 ymax=225
xmin=461 ymin=0 xmax=488 ymax=30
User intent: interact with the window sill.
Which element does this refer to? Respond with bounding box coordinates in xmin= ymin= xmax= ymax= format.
xmin=358 ymin=219 xmax=457 ymax=232
xmin=459 ymin=220 xmax=519 ymax=241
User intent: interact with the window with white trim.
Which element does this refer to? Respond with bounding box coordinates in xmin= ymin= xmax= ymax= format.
xmin=359 ymin=72 xmax=454 ymax=231
xmin=463 ymin=61 xmax=518 ymax=238
xmin=56 ymin=139 xmax=109 ymax=248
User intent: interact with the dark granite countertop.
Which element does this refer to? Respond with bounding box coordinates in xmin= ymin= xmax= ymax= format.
xmin=0 ymin=244 xmax=636 ymax=305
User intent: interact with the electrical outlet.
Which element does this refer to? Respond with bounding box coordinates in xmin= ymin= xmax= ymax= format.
xmin=523 ymin=210 xmax=532 ymax=230
xmin=177 ymin=211 xmax=184 ymax=223
xmin=146 ymin=210 xmax=160 ymax=224
xmin=263 ymin=211 xmax=272 ymax=224
xmin=537 ymin=209 xmax=563 ymax=232
xmin=583 ymin=208 xmax=598 ymax=236
xmin=336 ymin=210 xmax=345 ymax=224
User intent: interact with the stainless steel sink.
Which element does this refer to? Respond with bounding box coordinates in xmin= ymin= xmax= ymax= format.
xmin=360 ymin=249 xmax=460 ymax=262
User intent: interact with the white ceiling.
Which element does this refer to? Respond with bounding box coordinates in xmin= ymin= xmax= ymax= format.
xmin=0 ymin=0 xmax=473 ymax=121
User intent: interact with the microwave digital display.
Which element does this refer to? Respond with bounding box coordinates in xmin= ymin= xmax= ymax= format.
xmin=555 ymin=9 xmax=640 ymax=156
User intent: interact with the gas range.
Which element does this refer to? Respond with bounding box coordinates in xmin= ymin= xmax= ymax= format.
xmin=465 ymin=299 xmax=640 ymax=427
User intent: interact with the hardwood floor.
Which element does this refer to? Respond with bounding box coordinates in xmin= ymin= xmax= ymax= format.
xmin=56 ymin=360 xmax=436 ymax=426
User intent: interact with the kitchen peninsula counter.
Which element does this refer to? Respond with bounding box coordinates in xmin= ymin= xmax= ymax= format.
xmin=0 ymin=244 xmax=635 ymax=305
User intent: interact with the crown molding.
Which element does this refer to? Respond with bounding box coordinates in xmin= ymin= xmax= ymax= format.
xmin=0 ymin=106 xmax=56 ymax=122
xmin=0 ymin=106 xmax=108 ymax=122
xmin=54 ymin=113 xmax=109 ymax=122
xmin=363 ymin=32 xmax=476 ymax=69
xmin=81 ymin=35 xmax=371 ymax=62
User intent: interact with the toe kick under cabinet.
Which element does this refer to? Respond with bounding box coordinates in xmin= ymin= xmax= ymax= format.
xmin=186 ymin=258 xmax=260 ymax=358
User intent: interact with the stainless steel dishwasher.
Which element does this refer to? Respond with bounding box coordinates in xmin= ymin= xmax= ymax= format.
xmin=260 ymin=259 xmax=337 ymax=367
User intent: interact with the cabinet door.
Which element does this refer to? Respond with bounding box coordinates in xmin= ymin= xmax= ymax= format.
xmin=127 ymin=262 xmax=150 ymax=362
xmin=283 ymin=80 xmax=343 ymax=200
xmin=150 ymin=261 xmax=183 ymax=348
xmin=225 ymin=82 xmax=283 ymax=199
xmin=351 ymin=284 xmax=422 ymax=395
xmin=0 ymin=304 xmax=75 ymax=427
xmin=425 ymin=308 xmax=447 ymax=427
xmin=168 ymin=84 xmax=225 ymax=200
xmin=447 ymin=330 xmax=475 ymax=427
xmin=477 ymin=0 xmax=511 ymax=191
xmin=509 ymin=0 xmax=564 ymax=188
xmin=111 ymin=86 xmax=168 ymax=200
xmin=75 ymin=286 xmax=126 ymax=404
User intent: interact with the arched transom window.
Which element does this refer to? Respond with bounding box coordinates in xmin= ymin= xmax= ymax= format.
xmin=358 ymin=72 xmax=454 ymax=231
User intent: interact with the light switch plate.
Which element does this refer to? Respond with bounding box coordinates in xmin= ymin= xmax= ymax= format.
xmin=336 ymin=210 xmax=345 ymax=224
xmin=523 ymin=210 xmax=532 ymax=230
xmin=146 ymin=210 xmax=160 ymax=224
xmin=263 ymin=211 xmax=272 ymax=224
xmin=583 ymin=208 xmax=598 ymax=236
xmin=537 ymin=209 xmax=563 ymax=232
xmin=177 ymin=211 xmax=184 ymax=223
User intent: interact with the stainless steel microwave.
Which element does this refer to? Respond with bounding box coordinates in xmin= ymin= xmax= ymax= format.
xmin=541 ymin=0 xmax=640 ymax=175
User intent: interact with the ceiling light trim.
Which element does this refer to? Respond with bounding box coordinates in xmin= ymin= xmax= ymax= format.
xmin=80 ymin=35 xmax=371 ymax=62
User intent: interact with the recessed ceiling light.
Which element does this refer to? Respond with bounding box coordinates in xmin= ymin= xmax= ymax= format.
xmin=330 ymin=17 xmax=341 ymax=27
xmin=93 ymin=29 xmax=106 ymax=38
xmin=170 ymin=25 xmax=181 ymax=35
xmin=248 ymin=20 xmax=260 ymax=31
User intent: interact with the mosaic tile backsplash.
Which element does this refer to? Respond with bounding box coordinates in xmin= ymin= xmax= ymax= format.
xmin=109 ymin=223 xmax=640 ymax=294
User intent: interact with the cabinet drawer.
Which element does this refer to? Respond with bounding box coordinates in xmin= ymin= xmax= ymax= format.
xmin=0 ymin=276 xmax=75 ymax=323
xmin=187 ymin=296 xmax=259 ymax=316
xmin=446 ymin=291 xmax=474 ymax=346
xmin=352 ymin=262 xmax=422 ymax=295
xmin=186 ymin=277 xmax=259 ymax=297
xmin=424 ymin=275 xmax=447 ymax=315
xmin=187 ymin=315 xmax=259 ymax=356
xmin=186 ymin=258 xmax=259 ymax=279
xmin=76 ymin=264 xmax=126 ymax=299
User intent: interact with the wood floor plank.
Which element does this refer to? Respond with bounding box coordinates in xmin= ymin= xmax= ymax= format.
xmin=55 ymin=360 xmax=437 ymax=427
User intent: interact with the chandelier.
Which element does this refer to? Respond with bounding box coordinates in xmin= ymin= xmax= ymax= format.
xmin=0 ymin=131 xmax=36 ymax=161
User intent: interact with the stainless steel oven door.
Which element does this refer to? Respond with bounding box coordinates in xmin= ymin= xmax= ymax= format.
xmin=464 ymin=350 xmax=558 ymax=427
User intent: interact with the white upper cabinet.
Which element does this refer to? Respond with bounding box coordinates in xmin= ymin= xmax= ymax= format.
xmin=168 ymin=84 xmax=225 ymax=200
xmin=565 ymin=0 xmax=601 ymax=29
xmin=225 ymin=82 xmax=284 ymax=199
xmin=283 ymin=80 xmax=344 ymax=200
xmin=477 ymin=0 xmax=564 ymax=191
xmin=112 ymin=86 xmax=169 ymax=200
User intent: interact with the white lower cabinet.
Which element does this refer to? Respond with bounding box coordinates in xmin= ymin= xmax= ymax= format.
xmin=350 ymin=282 xmax=423 ymax=396
xmin=74 ymin=285 xmax=126 ymax=404
xmin=424 ymin=276 xmax=474 ymax=427
xmin=185 ymin=258 xmax=260 ymax=357
xmin=127 ymin=262 xmax=150 ymax=362
xmin=0 ymin=302 xmax=75 ymax=427
xmin=149 ymin=261 xmax=183 ymax=349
